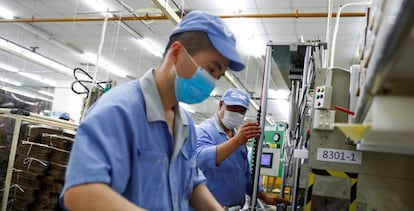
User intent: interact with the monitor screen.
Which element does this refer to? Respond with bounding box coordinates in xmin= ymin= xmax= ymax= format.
xmin=261 ymin=152 xmax=273 ymax=168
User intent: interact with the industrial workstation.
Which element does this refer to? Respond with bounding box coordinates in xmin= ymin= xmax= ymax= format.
xmin=0 ymin=0 xmax=413 ymax=210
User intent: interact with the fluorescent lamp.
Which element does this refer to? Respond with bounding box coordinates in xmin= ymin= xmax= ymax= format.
xmin=234 ymin=37 xmax=266 ymax=58
xmin=18 ymin=72 xmax=57 ymax=87
xmin=82 ymin=0 xmax=114 ymax=17
xmin=103 ymin=64 xmax=128 ymax=78
xmin=225 ymin=20 xmax=266 ymax=57
xmin=1 ymin=86 xmax=52 ymax=102
xmin=0 ymin=37 xmax=73 ymax=76
xmin=0 ymin=62 xmax=19 ymax=72
xmin=0 ymin=78 xmax=21 ymax=86
xmin=81 ymin=52 xmax=128 ymax=78
xmin=38 ymin=90 xmax=55 ymax=97
xmin=137 ymin=38 xmax=163 ymax=58
xmin=212 ymin=0 xmax=248 ymax=14
xmin=0 ymin=6 xmax=15 ymax=19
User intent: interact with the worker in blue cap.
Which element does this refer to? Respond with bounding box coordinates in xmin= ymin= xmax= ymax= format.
xmin=196 ymin=88 xmax=290 ymax=209
xmin=60 ymin=11 xmax=245 ymax=210
xmin=58 ymin=112 xmax=71 ymax=121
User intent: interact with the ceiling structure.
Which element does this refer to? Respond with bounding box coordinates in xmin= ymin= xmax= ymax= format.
xmin=0 ymin=0 xmax=367 ymax=124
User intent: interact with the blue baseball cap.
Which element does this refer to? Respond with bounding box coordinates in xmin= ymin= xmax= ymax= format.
xmin=221 ymin=88 xmax=250 ymax=109
xmin=170 ymin=11 xmax=245 ymax=71
xmin=59 ymin=112 xmax=70 ymax=120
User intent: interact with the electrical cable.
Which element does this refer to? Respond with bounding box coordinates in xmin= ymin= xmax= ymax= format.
xmin=71 ymin=67 xmax=111 ymax=95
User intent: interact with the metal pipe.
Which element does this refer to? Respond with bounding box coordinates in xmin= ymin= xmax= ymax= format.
xmin=324 ymin=0 xmax=333 ymax=68
xmin=329 ymin=2 xmax=372 ymax=70
xmin=115 ymin=0 xmax=157 ymax=33
xmin=250 ymin=43 xmax=272 ymax=209
xmin=287 ymin=80 xmax=297 ymax=137
xmin=301 ymin=46 xmax=312 ymax=98
xmin=0 ymin=12 xmax=366 ymax=23
xmin=219 ymin=12 xmax=365 ymax=18
xmin=17 ymin=23 xmax=84 ymax=54
xmin=281 ymin=80 xmax=298 ymax=200
xmin=1 ymin=117 xmax=22 ymax=211
xmin=291 ymin=148 xmax=301 ymax=211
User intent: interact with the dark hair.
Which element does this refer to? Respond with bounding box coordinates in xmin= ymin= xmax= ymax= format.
xmin=163 ymin=31 xmax=216 ymax=57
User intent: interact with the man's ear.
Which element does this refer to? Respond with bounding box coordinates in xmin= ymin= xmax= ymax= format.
xmin=167 ymin=41 xmax=183 ymax=64
xmin=219 ymin=100 xmax=225 ymax=110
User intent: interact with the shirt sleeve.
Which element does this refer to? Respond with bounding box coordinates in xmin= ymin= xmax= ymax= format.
xmin=195 ymin=125 xmax=218 ymax=171
xmin=193 ymin=167 xmax=207 ymax=187
xmin=186 ymin=118 xmax=207 ymax=188
xmin=60 ymin=100 xmax=134 ymax=207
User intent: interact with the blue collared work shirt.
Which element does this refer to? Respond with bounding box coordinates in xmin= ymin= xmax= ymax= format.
xmin=196 ymin=114 xmax=263 ymax=207
xmin=60 ymin=70 xmax=205 ymax=210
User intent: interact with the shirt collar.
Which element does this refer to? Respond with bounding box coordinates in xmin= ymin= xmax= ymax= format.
xmin=172 ymin=105 xmax=189 ymax=159
xmin=140 ymin=69 xmax=165 ymax=122
xmin=213 ymin=113 xmax=226 ymax=134
xmin=140 ymin=69 xmax=189 ymax=126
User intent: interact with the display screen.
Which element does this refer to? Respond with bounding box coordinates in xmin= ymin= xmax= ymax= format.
xmin=261 ymin=152 xmax=273 ymax=168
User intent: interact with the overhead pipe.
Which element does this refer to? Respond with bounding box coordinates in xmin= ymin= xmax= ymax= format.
xmin=325 ymin=2 xmax=371 ymax=87
xmin=0 ymin=12 xmax=366 ymax=23
xmin=324 ymin=0 xmax=334 ymax=68
xmin=17 ymin=23 xmax=84 ymax=54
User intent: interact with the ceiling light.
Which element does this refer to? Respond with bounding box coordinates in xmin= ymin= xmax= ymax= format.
xmin=82 ymin=0 xmax=114 ymax=17
xmin=137 ymin=38 xmax=163 ymax=58
xmin=83 ymin=0 xmax=163 ymax=59
xmin=38 ymin=90 xmax=55 ymax=97
xmin=0 ymin=62 xmax=19 ymax=72
xmin=102 ymin=63 xmax=128 ymax=78
xmin=225 ymin=20 xmax=266 ymax=57
xmin=18 ymin=72 xmax=57 ymax=87
xmin=81 ymin=52 xmax=128 ymax=78
xmin=0 ymin=6 xmax=15 ymax=19
xmin=0 ymin=37 xmax=73 ymax=77
xmin=1 ymin=86 xmax=52 ymax=102
xmin=0 ymin=78 xmax=21 ymax=86
xmin=212 ymin=0 xmax=248 ymax=14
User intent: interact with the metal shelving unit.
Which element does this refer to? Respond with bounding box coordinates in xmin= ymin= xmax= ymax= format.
xmin=0 ymin=108 xmax=77 ymax=211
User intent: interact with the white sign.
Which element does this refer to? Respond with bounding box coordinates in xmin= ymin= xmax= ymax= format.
xmin=317 ymin=148 xmax=362 ymax=164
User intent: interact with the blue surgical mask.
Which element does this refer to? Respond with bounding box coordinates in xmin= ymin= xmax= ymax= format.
xmin=175 ymin=49 xmax=217 ymax=104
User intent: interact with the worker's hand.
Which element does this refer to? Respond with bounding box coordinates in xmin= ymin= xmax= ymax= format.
xmin=233 ymin=122 xmax=261 ymax=146
xmin=262 ymin=195 xmax=291 ymax=206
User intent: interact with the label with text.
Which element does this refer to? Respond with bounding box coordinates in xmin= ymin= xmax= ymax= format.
xmin=317 ymin=148 xmax=362 ymax=164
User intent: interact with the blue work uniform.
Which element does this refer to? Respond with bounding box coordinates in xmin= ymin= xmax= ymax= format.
xmin=196 ymin=114 xmax=263 ymax=207
xmin=60 ymin=70 xmax=206 ymax=210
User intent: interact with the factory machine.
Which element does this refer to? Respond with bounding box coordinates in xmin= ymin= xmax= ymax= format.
xmin=249 ymin=0 xmax=414 ymax=210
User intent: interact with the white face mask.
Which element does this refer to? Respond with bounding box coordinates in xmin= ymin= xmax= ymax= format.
xmin=221 ymin=110 xmax=245 ymax=130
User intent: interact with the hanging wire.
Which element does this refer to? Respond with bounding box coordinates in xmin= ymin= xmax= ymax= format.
xmin=71 ymin=67 xmax=111 ymax=95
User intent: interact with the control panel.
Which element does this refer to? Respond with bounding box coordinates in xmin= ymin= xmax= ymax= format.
xmin=314 ymin=85 xmax=333 ymax=109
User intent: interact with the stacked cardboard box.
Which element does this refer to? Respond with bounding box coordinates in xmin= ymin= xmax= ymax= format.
xmin=7 ymin=125 xmax=74 ymax=211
